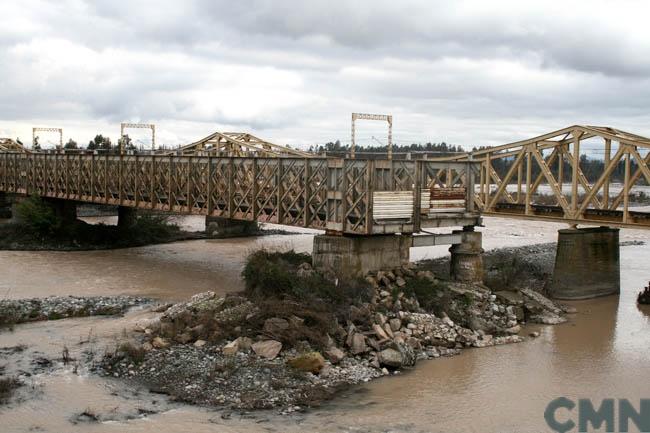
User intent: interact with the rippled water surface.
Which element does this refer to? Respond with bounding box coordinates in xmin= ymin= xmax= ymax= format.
xmin=1 ymin=216 xmax=649 ymax=432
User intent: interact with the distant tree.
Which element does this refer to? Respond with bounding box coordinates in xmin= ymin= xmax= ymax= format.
xmin=33 ymin=136 xmax=41 ymax=151
xmin=64 ymin=139 xmax=78 ymax=149
xmin=87 ymin=134 xmax=113 ymax=151
xmin=118 ymin=134 xmax=135 ymax=151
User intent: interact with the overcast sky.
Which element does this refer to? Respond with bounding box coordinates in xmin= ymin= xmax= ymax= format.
xmin=2 ymin=0 xmax=650 ymax=150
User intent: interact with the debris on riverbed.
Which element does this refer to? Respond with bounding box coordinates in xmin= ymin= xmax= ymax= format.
xmin=0 ymin=376 xmax=22 ymax=405
xmin=97 ymin=249 xmax=568 ymax=412
xmin=0 ymin=295 xmax=149 ymax=327
xmin=638 ymin=282 xmax=650 ymax=305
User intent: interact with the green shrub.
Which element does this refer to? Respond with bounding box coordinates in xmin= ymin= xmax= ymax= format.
xmin=242 ymin=249 xmax=371 ymax=304
xmin=400 ymin=276 xmax=451 ymax=313
xmin=14 ymin=195 xmax=60 ymax=235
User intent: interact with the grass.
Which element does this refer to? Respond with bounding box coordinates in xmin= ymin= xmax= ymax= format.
xmin=117 ymin=341 xmax=146 ymax=365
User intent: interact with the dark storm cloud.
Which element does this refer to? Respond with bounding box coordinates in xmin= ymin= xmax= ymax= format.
xmin=1 ymin=0 xmax=650 ymax=148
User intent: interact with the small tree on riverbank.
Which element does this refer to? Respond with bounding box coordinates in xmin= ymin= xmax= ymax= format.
xmin=14 ymin=195 xmax=60 ymax=235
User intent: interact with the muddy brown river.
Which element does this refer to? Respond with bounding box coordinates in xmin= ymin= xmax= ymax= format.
xmin=1 ymin=216 xmax=650 ymax=433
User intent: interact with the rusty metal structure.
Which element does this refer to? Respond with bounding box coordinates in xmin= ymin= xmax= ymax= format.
xmin=444 ymin=125 xmax=650 ymax=229
xmin=0 ymin=138 xmax=27 ymax=153
xmin=0 ymin=152 xmax=476 ymax=234
xmin=1 ymin=123 xmax=649 ymax=232
xmin=169 ymin=131 xmax=312 ymax=158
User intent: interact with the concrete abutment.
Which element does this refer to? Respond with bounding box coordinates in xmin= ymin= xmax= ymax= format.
xmin=312 ymin=234 xmax=411 ymax=277
xmin=205 ymin=216 xmax=259 ymax=238
xmin=548 ymin=227 xmax=620 ymax=300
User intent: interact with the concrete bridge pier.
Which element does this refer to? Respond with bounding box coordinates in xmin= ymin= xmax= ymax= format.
xmin=45 ymin=198 xmax=77 ymax=224
xmin=548 ymin=227 xmax=620 ymax=299
xmin=205 ymin=216 xmax=258 ymax=238
xmin=117 ymin=206 xmax=138 ymax=229
xmin=449 ymin=226 xmax=484 ymax=283
xmin=312 ymin=234 xmax=411 ymax=277
xmin=0 ymin=192 xmax=11 ymax=219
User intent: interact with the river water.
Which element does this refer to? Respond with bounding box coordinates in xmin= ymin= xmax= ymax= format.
xmin=1 ymin=216 xmax=650 ymax=432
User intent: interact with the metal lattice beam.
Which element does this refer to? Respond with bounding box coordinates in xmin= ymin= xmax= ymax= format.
xmin=443 ymin=125 xmax=650 ymax=229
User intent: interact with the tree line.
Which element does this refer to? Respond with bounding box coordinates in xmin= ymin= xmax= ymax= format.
xmin=313 ymin=141 xmax=645 ymax=185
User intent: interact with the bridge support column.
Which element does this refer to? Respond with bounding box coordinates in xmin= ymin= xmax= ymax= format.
xmin=117 ymin=206 xmax=137 ymax=229
xmin=449 ymin=226 xmax=484 ymax=283
xmin=0 ymin=193 xmax=11 ymax=219
xmin=548 ymin=227 xmax=620 ymax=299
xmin=312 ymin=234 xmax=411 ymax=277
xmin=45 ymin=198 xmax=77 ymax=224
xmin=205 ymin=216 xmax=258 ymax=238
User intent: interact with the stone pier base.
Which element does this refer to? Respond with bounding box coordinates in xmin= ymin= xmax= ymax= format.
xmin=449 ymin=228 xmax=484 ymax=283
xmin=117 ymin=206 xmax=137 ymax=229
xmin=548 ymin=227 xmax=620 ymax=300
xmin=205 ymin=216 xmax=258 ymax=238
xmin=45 ymin=198 xmax=77 ymax=224
xmin=312 ymin=234 xmax=411 ymax=277
xmin=0 ymin=192 xmax=11 ymax=219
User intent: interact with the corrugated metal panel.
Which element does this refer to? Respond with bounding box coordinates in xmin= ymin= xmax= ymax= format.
xmin=420 ymin=191 xmax=430 ymax=214
xmin=427 ymin=187 xmax=467 ymax=214
xmin=373 ymin=191 xmax=413 ymax=220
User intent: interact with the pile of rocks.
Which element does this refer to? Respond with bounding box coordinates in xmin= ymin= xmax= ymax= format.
xmin=99 ymin=264 xmax=570 ymax=411
xmin=0 ymin=295 xmax=149 ymax=326
xmin=100 ymin=342 xmax=383 ymax=411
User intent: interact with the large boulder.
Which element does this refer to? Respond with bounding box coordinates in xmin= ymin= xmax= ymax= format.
xmin=378 ymin=342 xmax=416 ymax=368
xmin=324 ymin=347 xmax=346 ymax=364
xmin=378 ymin=348 xmax=403 ymax=368
xmin=394 ymin=342 xmax=416 ymax=367
xmin=222 ymin=340 xmax=239 ymax=356
xmin=494 ymin=290 xmax=524 ymax=306
xmin=349 ymin=333 xmax=368 ymax=355
xmin=263 ymin=317 xmax=290 ymax=335
xmin=152 ymin=336 xmax=170 ymax=349
xmin=252 ymin=340 xmax=282 ymax=359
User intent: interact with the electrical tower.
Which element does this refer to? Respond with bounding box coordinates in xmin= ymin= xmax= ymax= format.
xmin=351 ymin=113 xmax=393 ymax=159
xmin=120 ymin=123 xmax=156 ymax=154
xmin=32 ymin=127 xmax=63 ymax=150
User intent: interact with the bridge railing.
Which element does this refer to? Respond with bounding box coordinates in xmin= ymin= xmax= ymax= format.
xmin=0 ymin=152 xmax=478 ymax=234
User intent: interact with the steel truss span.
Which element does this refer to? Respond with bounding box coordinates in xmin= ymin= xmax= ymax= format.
xmin=443 ymin=125 xmax=650 ymax=229
xmin=0 ymin=153 xmax=477 ymax=235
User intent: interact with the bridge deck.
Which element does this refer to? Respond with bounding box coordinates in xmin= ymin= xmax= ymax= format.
xmin=0 ymin=153 xmax=478 ymax=235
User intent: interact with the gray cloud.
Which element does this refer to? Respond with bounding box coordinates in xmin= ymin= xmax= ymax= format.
xmin=1 ymin=0 xmax=650 ymax=149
